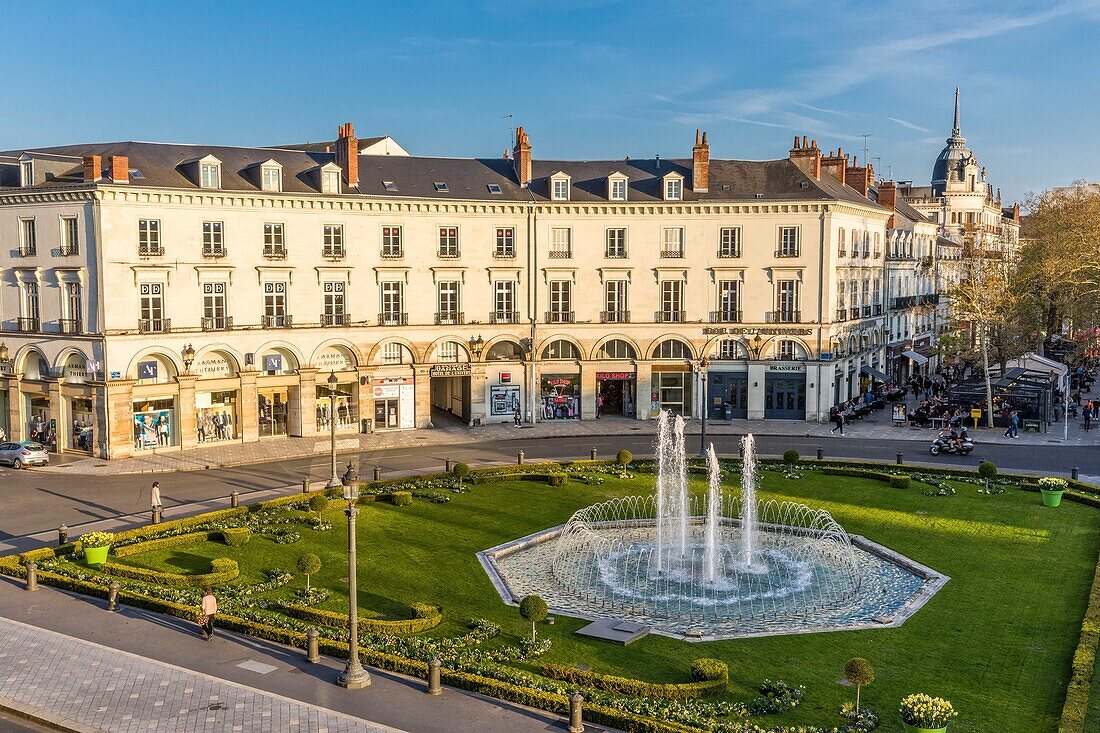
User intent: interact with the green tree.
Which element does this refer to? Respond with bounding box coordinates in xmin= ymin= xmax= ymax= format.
xmin=843 ymin=657 xmax=875 ymax=710
xmin=616 ymin=449 xmax=633 ymax=468
xmin=452 ymin=462 xmax=471 ymax=485
xmin=296 ymin=553 xmax=321 ymax=591
xmin=308 ymin=493 xmax=329 ymax=521
xmin=519 ymin=594 xmax=548 ymax=642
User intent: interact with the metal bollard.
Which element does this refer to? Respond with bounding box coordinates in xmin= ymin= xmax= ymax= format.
xmin=24 ymin=562 xmax=37 ymax=592
xmin=230 ymin=491 xmax=239 ymax=508
xmin=816 ymin=447 xmax=824 ymax=460
xmin=306 ymin=628 xmax=320 ymax=663
xmin=445 ymin=458 xmax=452 ymax=473
xmin=896 ymin=452 xmax=904 ymax=465
xmin=58 ymin=524 xmax=68 ymax=546
xmin=427 ymin=658 xmax=442 ymax=696
xmin=568 ymin=692 xmax=585 ymax=733
xmin=302 ymin=478 xmax=310 ymax=494
xmin=1072 ymin=465 xmax=1080 ymax=481
xmin=517 ymin=450 xmax=525 ymax=465
xmin=151 ymin=506 xmax=162 ymax=525
xmin=373 ymin=466 xmax=381 ymax=481
xmin=590 ymin=447 xmax=598 ymax=460
xmin=107 ymin=581 xmax=120 ymax=612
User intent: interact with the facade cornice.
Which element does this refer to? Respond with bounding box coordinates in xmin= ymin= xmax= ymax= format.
xmin=0 ymin=189 xmax=96 ymax=205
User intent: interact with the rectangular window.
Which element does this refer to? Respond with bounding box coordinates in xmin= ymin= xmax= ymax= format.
xmin=261 ymin=167 xmax=281 ymax=192
xmin=20 ymin=161 xmax=33 ymax=187
xmin=19 ymin=218 xmax=36 ymax=256
xmin=263 ymin=282 xmax=287 ymax=326
xmin=718 ymin=227 xmax=741 ymax=258
xmin=60 ymin=216 xmax=79 ymax=255
xmin=380 ymin=281 xmax=404 ymax=325
xmin=550 ymin=227 xmax=571 ymax=258
xmin=778 ymin=226 xmax=799 ymax=257
xmin=138 ymin=219 xmax=161 ymax=256
xmin=717 ymin=280 xmax=740 ymax=322
xmin=22 ymin=282 xmax=39 ymax=321
xmin=549 ymin=280 xmax=572 ymax=322
xmin=660 ymin=280 xmax=683 ymax=321
xmin=139 ymin=282 xmax=166 ymax=332
xmin=494 ymin=281 xmax=515 ymax=321
xmin=837 ymin=227 xmax=846 ymax=256
xmin=665 ymin=178 xmax=683 ymax=200
xmin=437 ymin=281 xmax=461 ymax=324
xmin=552 ymin=178 xmax=569 ymax=201
xmin=202 ymin=282 xmax=228 ymax=330
xmin=381 ymin=342 xmax=404 ymax=364
xmin=606 ymin=228 xmax=627 ymax=258
xmin=323 ymin=281 xmax=345 ymax=325
xmin=494 ymin=227 xmax=515 ymax=257
xmin=604 ymin=280 xmax=628 ymax=322
xmin=661 ymin=227 xmax=684 ymax=258
xmin=263 ymin=222 xmax=285 ymax=258
xmin=202 ymin=221 xmax=225 ymax=257
xmin=200 ymin=163 xmax=220 ymax=189
xmin=323 ymin=224 xmax=345 ymax=259
xmin=321 ymin=169 xmax=340 ymax=194
xmin=64 ymin=282 xmax=83 ymax=333
xmin=775 ymin=280 xmax=800 ymax=322
xmin=438 ymin=226 xmax=459 ymax=257
xmin=836 ymin=280 xmax=847 ymax=320
xmin=381 ymin=225 xmax=402 ymax=257
xmin=610 ymin=178 xmax=627 ymax=201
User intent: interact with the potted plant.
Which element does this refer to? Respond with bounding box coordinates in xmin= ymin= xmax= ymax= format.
xmin=80 ymin=531 xmax=115 ymax=566
xmin=900 ymin=693 xmax=957 ymax=732
xmin=1038 ymin=477 xmax=1067 ymax=508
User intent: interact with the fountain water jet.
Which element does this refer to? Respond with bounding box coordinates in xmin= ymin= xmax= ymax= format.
xmin=740 ymin=433 xmax=758 ymax=568
xmin=703 ymin=443 xmax=721 ymax=582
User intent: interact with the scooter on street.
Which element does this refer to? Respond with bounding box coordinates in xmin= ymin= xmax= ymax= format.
xmin=929 ymin=429 xmax=974 ymax=456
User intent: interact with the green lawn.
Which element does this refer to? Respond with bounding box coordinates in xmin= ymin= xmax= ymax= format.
xmin=112 ymin=468 xmax=1100 ymax=733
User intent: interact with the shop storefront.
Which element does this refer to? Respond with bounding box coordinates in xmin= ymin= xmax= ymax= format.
xmin=486 ymin=367 xmax=521 ymax=424
xmin=595 ymin=371 xmax=635 ymax=417
xmin=651 ymin=369 xmax=692 ymax=416
xmin=372 ymin=378 xmax=415 ymax=430
xmin=764 ymin=365 xmax=807 ymax=419
xmin=541 ymin=374 xmax=580 ymax=420
xmin=132 ymin=397 xmax=175 ymax=450
xmin=316 ymin=382 xmax=358 ymax=432
xmin=258 ymin=388 xmax=289 ymax=437
xmin=707 ymin=371 xmax=748 ymax=420
xmin=25 ymin=394 xmax=54 ymax=449
xmin=69 ymin=397 xmax=94 ymax=451
xmin=197 ymin=390 xmax=238 ymax=443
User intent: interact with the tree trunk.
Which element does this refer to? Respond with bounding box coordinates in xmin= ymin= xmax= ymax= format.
xmin=531 ymin=622 xmax=536 ymax=643
xmin=980 ymin=326 xmax=995 ymax=429
xmin=855 ymin=685 xmax=861 ymax=712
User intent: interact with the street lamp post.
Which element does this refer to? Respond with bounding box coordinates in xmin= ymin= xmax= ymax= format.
xmin=337 ymin=462 xmax=371 ymax=689
xmin=182 ymin=343 xmax=196 ymax=374
xmin=325 ymin=371 xmax=341 ymax=490
xmin=698 ymin=356 xmax=710 ymax=457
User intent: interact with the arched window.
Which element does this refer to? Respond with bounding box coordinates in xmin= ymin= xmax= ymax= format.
xmin=774 ymin=339 xmax=808 ymax=360
xmin=597 ymin=339 xmax=637 ymax=360
xmin=377 ymin=342 xmax=413 ymax=365
xmin=716 ymin=339 xmax=748 ymax=360
xmin=432 ymin=341 xmax=468 ymax=363
xmin=486 ymin=340 xmax=524 ymax=361
xmin=541 ymin=339 xmax=579 ymax=360
xmin=651 ymin=339 xmax=694 ymax=360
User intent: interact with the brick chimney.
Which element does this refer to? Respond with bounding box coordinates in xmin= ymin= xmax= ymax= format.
xmin=821 ymin=148 xmax=847 ymax=186
xmin=845 ymin=156 xmax=873 ymax=197
xmin=788 ymin=136 xmax=820 ymax=179
xmin=878 ymin=180 xmax=897 ymax=228
xmin=692 ymin=129 xmax=710 ymax=192
xmin=335 ymin=122 xmax=359 ymax=187
xmin=108 ymin=155 xmax=129 ymax=184
xmin=513 ymin=126 xmax=532 ymax=188
xmin=82 ymin=155 xmax=101 ymax=183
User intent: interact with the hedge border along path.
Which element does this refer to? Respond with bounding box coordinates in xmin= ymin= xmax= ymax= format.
xmin=1059 ymin=552 xmax=1100 ymax=733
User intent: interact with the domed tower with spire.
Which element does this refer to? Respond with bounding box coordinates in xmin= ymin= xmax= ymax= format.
xmin=931 ymin=88 xmax=983 ymax=196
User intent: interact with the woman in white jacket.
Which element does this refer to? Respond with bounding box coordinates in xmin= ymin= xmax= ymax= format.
xmin=198 ymin=588 xmax=218 ymax=640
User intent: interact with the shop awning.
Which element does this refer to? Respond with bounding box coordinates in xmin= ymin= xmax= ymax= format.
xmin=860 ymin=365 xmax=889 ymax=382
xmin=901 ymin=350 xmax=929 ymax=366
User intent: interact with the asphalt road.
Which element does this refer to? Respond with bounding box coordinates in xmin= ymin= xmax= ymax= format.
xmin=1 ymin=431 xmax=1095 ymax=542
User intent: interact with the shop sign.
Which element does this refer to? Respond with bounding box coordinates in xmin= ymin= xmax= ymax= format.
xmin=316 ymin=347 xmax=354 ymax=372
xmin=64 ymin=362 xmax=88 ymax=383
xmin=490 ymin=385 xmax=521 ymax=416
xmin=499 ymin=372 xmax=511 ymax=384
xmin=195 ymin=353 xmax=234 ymax=379
xmin=430 ymin=363 xmax=471 ymax=377
xmin=596 ymin=372 xmax=633 ymax=380
xmin=544 ymin=377 xmax=573 ymax=387
xmin=373 ymin=384 xmax=401 ymax=399
xmin=110 ymin=371 xmax=122 ymax=380
xmin=892 ymin=403 xmax=907 ymax=424
xmin=767 ymin=363 xmax=805 ymax=372
xmin=137 ymin=361 xmax=159 ymax=380
xmin=263 ymin=354 xmax=283 ymax=373
xmin=703 ymin=327 xmax=813 ymax=336
xmin=398 ymin=384 xmax=415 ymax=429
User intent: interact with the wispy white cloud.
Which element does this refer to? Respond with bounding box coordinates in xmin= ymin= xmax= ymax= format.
xmin=792 ymin=101 xmax=849 ymax=117
xmin=888 ymin=117 xmax=932 ymax=133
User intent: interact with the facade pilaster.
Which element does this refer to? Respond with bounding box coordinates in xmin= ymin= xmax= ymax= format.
xmin=239 ymin=371 xmax=259 ymax=442
xmin=469 ymin=364 xmax=488 ymax=426
xmin=635 ymin=363 xmax=653 ymax=420
xmin=107 ymin=380 xmax=136 ymax=460
xmin=413 ymin=364 xmax=433 ymax=428
xmin=747 ymin=363 xmax=767 ymax=420
xmin=176 ymin=374 xmax=199 ymax=449
xmin=48 ymin=380 xmax=65 ymax=453
xmin=297 ymin=367 xmax=319 ymax=437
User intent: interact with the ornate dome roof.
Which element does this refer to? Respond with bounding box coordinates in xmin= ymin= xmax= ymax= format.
xmin=931 ymin=88 xmax=975 ymax=194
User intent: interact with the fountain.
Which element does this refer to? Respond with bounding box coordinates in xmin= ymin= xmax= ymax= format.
xmin=481 ymin=410 xmax=948 ymax=639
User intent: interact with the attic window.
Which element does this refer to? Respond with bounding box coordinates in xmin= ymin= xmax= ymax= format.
xmin=200 ymin=162 xmax=221 ymax=189
xmin=434 ymin=181 xmax=449 ymax=192
xmin=551 ymin=176 xmax=570 ymax=201
xmin=487 ymin=184 xmax=503 ymax=194
xmin=755 ymin=193 xmax=765 ymax=199
xmin=609 ymin=177 xmax=627 ymax=201
xmin=19 ymin=160 xmax=33 ymax=187
xmin=321 ymin=168 xmax=340 ymax=194
xmin=800 ymin=181 xmax=810 ymax=189
xmin=664 ymin=176 xmax=683 ymax=201
xmin=721 ymin=184 xmax=730 ymax=191
xmin=261 ymin=164 xmax=282 ymax=192
xmin=383 ymin=181 xmax=398 ymax=192
xmin=129 ymin=170 xmax=145 ymax=180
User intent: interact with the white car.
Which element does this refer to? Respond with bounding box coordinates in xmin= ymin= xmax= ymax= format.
xmin=0 ymin=441 xmax=49 ymax=469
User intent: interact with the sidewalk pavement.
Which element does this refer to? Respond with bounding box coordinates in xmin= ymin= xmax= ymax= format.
xmin=45 ymin=400 xmax=1100 ymax=477
xmin=0 ymin=579 xmax=587 ymax=733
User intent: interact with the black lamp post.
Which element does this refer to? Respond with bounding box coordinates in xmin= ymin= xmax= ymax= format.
xmin=0 ymin=342 xmax=9 ymax=365
xmin=469 ymin=334 xmax=485 ymax=361
xmin=337 ymin=462 xmax=371 ymax=689
xmin=698 ymin=355 xmax=710 ymax=457
xmin=325 ymin=371 xmax=341 ymax=489
xmin=182 ymin=343 xmax=196 ymax=373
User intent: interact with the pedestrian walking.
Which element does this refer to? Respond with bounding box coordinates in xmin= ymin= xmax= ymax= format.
xmin=1084 ymin=402 xmax=1093 ymax=432
xmin=198 ymin=588 xmax=217 ymax=640
xmin=1003 ymin=410 xmax=1019 ymax=439
xmin=596 ymin=393 xmax=604 ymax=419
xmin=831 ymin=409 xmax=845 ymax=435
xmin=513 ymin=407 xmax=521 ymax=428
xmin=150 ymin=481 xmax=162 ymax=511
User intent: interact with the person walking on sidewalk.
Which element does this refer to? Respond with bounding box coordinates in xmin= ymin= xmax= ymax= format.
xmin=831 ymin=407 xmax=845 ymax=435
xmin=1085 ymin=402 xmax=1093 ymax=432
xmin=198 ymin=588 xmax=217 ymax=640
xmin=1003 ymin=410 xmax=1019 ymax=439
xmin=150 ymin=481 xmax=162 ymax=513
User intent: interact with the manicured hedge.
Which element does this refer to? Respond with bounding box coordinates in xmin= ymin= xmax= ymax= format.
xmin=390 ymin=491 xmax=413 ymax=507
xmin=279 ymin=602 xmax=443 ymax=635
xmin=472 ymin=472 xmax=568 ymax=487
xmin=113 ymin=531 xmax=215 ymax=557
xmin=539 ymin=662 xmax=728 ymax=699
xmin=1057 ymin=552 xmax=1100 ymax=733
xmin=889 ymin=474 xmax=911 ymax=489
xmin=822 ymin=467 xmax=900 ymax=485
xmin=221 ymin=528 xmax=251 ymax=546
xmin=101 ymin=557 xmax=239 ymax=587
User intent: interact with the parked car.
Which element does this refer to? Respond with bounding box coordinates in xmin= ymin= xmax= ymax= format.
xmin=0 ymin=441 xmax=49 ymax=469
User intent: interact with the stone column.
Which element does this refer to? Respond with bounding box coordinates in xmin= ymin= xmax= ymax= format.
xmin=469 ymin=364 xmax=487 ymax=426
xmin=49 ymin=380 xmax=67 ymax=454
xmin=91 ymin=382 xmax=108 ymax=459
xmin=579 ymin=362 xmax=597 ymax=421
xmin=356 ymin=367 xmax=371 ymax=433
xmin=747 ymin=363 xmax=767 ymax=420
xmin=634 ymin=362 xmax=652 ymax=421
xmin=238 ymin=371 xmax=259 ymax=442
xmin=176 ymin=374 xmax=199 ymax=450
xmin=5 ymin=377 xmax=23 ymax=441
xmin=414 ymin=365 xmax=433 ymax=428
xmin=297 ymin=367 xmax=319 ymax=437
xmin=106 ymin=380 xmax=136 ymax=460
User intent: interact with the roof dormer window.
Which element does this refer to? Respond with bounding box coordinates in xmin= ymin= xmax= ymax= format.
xmin=320 ymin=163 xmax=341 ymax=194
xmin=383 ymin=181 xmax=398 ymax=192
xmin=663 ymin=173 xmax=684 ymax=201
xmin=199 ymin=156 xmax=222 ymax=189
xmin=434 ymin=181 xmax=450 ymax=192
xmin=608 ymin=173 xmax=628 ymax=201
xmin=550 ymin=172 xmax=571 ymax=201
xmin=260 ymin=162 xmax=283 ymax=192
xmin=19 ymin=160 xmax=33 ymax=187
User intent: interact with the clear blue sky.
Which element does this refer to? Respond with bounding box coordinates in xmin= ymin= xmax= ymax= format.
xmin=3 ymin=0 xmax=1097 ymax=203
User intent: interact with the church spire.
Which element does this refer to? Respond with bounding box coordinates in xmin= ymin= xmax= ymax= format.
xmin=952 ymin=87 xmax=961 ymax=138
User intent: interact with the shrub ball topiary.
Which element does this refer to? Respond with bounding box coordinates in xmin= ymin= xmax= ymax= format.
xmin=888 ymin=475 xmax=911 ymax=489
xmin=519 ymin=594 xmax=548 ymax=642
xmin=978 ymin=461 xmax=998 ymax=479
xmin=616 ymin=449 xmax=633 ymax=467
xmin=783 ymin=449 xmax=800 ymax=465
xmin=547 ymin=474 xmax=567 ymax=487
xmin=690 ymin=658 xmax=729 ymax=683
xmin=308 ymin=493 xmax=329 ymax=519
xmin=296 ymin=553 xmax=321 ymax=591
xmin=222 ymin=527 xmax=251 ymax=547
xmin=391 ymin=491 xmax=413 ymax=507
xmin=843 ymin=657 xmax=875 ymax=710
xmin=452 ymin=462 xmax=471 ymax=484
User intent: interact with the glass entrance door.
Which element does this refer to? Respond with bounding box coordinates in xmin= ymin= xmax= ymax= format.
xmin=764 ymin=376 xmax=806 ymax=419
xmin=708 ymin=373 xmax=748 ymax=420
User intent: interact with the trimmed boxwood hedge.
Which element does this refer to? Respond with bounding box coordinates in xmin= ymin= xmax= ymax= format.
xmin=1058 ymin=552 xmax=1100 ymax=733
xmin=539 ymin=661 xmax=728 ymax=699
xmin=221 ymin=528 xmax=251 ymax=546
xmin=113 ymin=531 xmax=216 ymax=557
xmin=100 ymin=557 xmax=239 ymax=587
xmin=279 ymin=602 xmax=443 ymax=635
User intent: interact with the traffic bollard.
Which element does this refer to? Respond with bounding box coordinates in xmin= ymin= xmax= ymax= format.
xmin=517 ymin=450 xmax=525 ymax=465
xmin=302 ymin=478 xmax=310 ymax=494
xmin=151 ymin=506 xmax=162 ymax=525
xmin=896 ymin=452 xmax=904 ymax=465
xmin=373 ymin=466 xmax=381 ymax=481
xmin=25 ymin=562 xmax=37 ymax=592
xmin=57 ymin=524 xmax=68 ymax=546
xmin=306 ymin=628 xmax=320 ymax=663
xmin=427 ymin=658 xmax=442 ymax=696
xmin=107 ymin=581 xmax=120 ymax=612
xmin=1072 ymin=465 xmax=1080 ymax=481
xmin=569 ymin=692 xmax=585 ymax=733
xmin=590 ymin=447 xmax=598 ymax=460
xmin=445 ymin=458 xmax=452 ymax=473
xmin=231 ymin=491 xmax=239 ymax=508
xmin=816 ymin=447 xmax=824 ymax=460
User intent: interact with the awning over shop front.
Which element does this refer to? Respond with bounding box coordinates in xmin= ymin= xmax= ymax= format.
xmin=860 ymin=365 xmax=889 ymax=382
xmin=901 ymin=350 xmax=929 ymax=366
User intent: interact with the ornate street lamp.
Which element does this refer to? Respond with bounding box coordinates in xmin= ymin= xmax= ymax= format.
xmin=337 ymin=461 xmax=371 ymax=689
xmin=325 ymin=371 xmax=341 ymax=490
xmin=182 ymin=343 xmax=196 ymax=373
xmin=469 ymin=334 xmax=485 ymax=361
xmin=698 ymin=355 xmax=710 ymax=457
xmin=750 ymin=334 xmax=765 ymax=359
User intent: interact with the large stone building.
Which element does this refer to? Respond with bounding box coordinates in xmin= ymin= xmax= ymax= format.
xmin=0 ymin=124 xmax=892 ymax=459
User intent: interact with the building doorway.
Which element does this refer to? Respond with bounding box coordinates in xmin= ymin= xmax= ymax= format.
xmin=596 ymin=373 xmax=635 ymax=417
xmin=707 ymin=372 xmax=748 ymax=420
xmin=764 ymin=375 xmax=806 ymax=419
